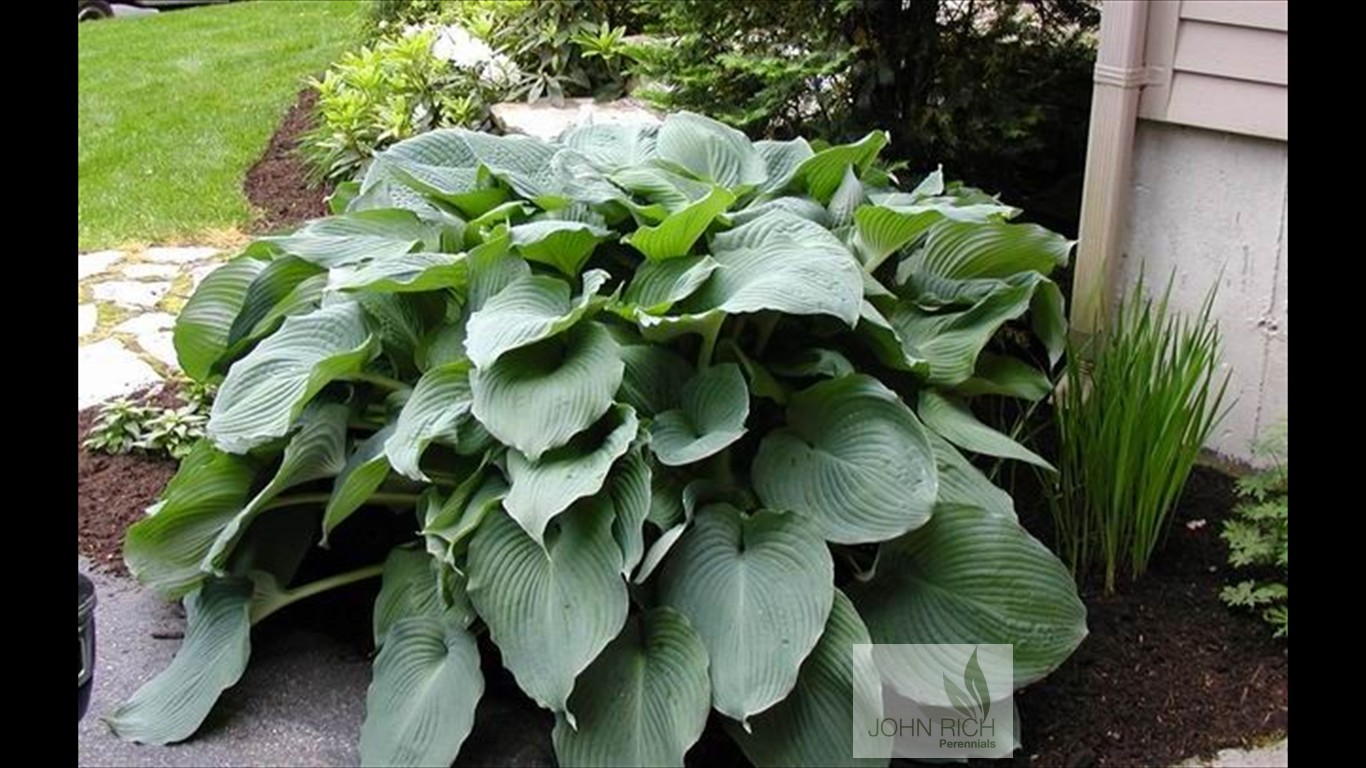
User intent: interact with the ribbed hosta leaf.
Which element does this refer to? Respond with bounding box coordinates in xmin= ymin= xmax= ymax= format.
xmin=105 ymin=579 xmax=252 ymax=744
xmin=770 ymin=348 xmax=856 ymax=380
xmin=262 ymin=209 xmax=441 ymax=268
xmin=421 ymin=472 xmax=509 ymax=565
xmin=889 ymin=276 xmax=1040 ymax=386
xmin=360 ymin=608 xmax=483 ymax=768
xmin=673 ymin=211 xmax=861 ymax=326
xmin=729 ymin=196 xmax=830 ymax=228
xmin=727 ymin=590 xmax=889 ymax=767
xmin=207 ymin=302 xmax=375 ymax=453
xmin=333 ymin=252 xmax=468 ymax=293
xmin=471 ymin=322 xmax=623 ymax=461
xmin=124 ymin=442 xmax=256 ymax=599
xmin=322 ymin=424 xmax=396 ymax=542
xmin=465 ymin=269 xmax=610 ymax=368
xmin=611 ymin=165 xmax=714 ymax=214
xmin=624 ymin=255 xmax=720 ymax=314
xmin=204 ymin=402 xmax=350 ymax=571
xmin=853 ymin=193 xmax=1015 ymax=273
xmin=855 ymin=300 xmax=930 ymax=374
xmin=509 ymin=220 xmax=613 ymax=277
xmin=223 ymin=256 xmax=327 ymax=358
xmin=656 ymin=111 xmax=767 ymax=190
xmin=174 ymin=256 xmax=267 ymax=382
xmin=624 ymin=186 xmax=735 ymax=261
xmin=827 ymin=165 xmax=865 ymax=229
xmin=608 ymin=446 xmax=652 ymax=578
xmin=562 ymin=120 xmax=659 ymax=172
xmin=753 ymin=375 xmax=938 ymax=544
xmin=650 ymin=363 xmax=749 ymax=466
xmin=376 ymin=128 xmax=563 ymax=208
xmin=466 ymin=501 xmax=629 ymax=720
xmin=904 ymin=219 xmax=1072 ymax=280
xmin=928 ymin=431 xmax=1016 ymax=521
xmin=504 ymin=404 xmax=639 ymax=545
xmin=618 ymin=343 xmax=692 ymax=416
xmin=372 ymin=546 xmax=446 ymax=647
xmin=793 ymin=131 xmax=888 ymax=204
xmin=956 ymin=353 xmax=1052 ymax=401
xmin=755 ymin=137 xmax=815 ymax=194
xmin=385 ymin=361 xmax=473 ymax=480
xmin=847 ymin=504 xmax=1087 ymax=688
xmin=552 ymin=608 xmax=711 ymax=767
xmin=466 ymin=230 xmax=527 ymax=311
xmin=918 ymin=389 xmax=1054 ymax=471
xmin=657 ymin=505 xmax=834 ymax=725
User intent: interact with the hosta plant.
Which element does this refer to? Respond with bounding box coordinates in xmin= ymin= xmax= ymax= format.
xmin=109 ymin=111 xmax=1086 ymax=767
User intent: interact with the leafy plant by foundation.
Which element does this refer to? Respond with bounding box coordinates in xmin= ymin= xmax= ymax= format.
xmin=1220 ymin=425 xmax=1287 ymax=638
xmin=1050 ymin=276 xmax=1230 ymax=594
xmin=111 ymin=112 xmax=1086 ymax=766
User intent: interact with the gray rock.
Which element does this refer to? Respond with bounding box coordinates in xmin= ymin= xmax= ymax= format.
xmin=138 ymin=331 xmax=180 ymax=370
xmin=80 ymin=250 xmax=126 ymax=280
xmin=78 ymin=340 xmax=161 ymax=409
xmin=92 ymin=281 xmax=172 ymax=309
xmin=114 ymin=312 xmax=177 ymax=336
xmin=143 ymin=246 xmax=220 ymax=264
xmin=491 ymin=97 xmax=662 ymax=142
xmin=80 ymin=304 xmax=98 ymax=338
xmin=121 ymin=263 xmax=181 ymax=280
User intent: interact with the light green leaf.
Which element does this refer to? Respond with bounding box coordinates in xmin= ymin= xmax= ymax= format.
xmin=509 ymin=220 xmax=613 ymax=277
xmin=610 ymin=165 xmax=715 ymax=214
xmin=656 ymin=111 xmax=767 ymax=190
xmin=262 ymin=209 xmax=441 ymax=268
xmin=465 ymin=269 xmax=611 ymax=368
xmin=753 ymin=375 xmax=938 ymax=544
xmin=504 ymin=405 xmax=639 ymax=545
xmin=466 ymin=501 xmax=629 ymax=720
xmin=657 ymin=505 xmax=834 ymax=725
xmin=618 ymin=343 xmax=692 ymax=416
xmin=903 ymin=219 xmax=1072 ymax=281
xmin=333 ymin=252 xmax=468 ymax=293
xmin=360 ymin=609 xmax=483 ymax=768
xmin=124 ymin=442 xmax=257 ymax=599
xmin=385 ymin=361 xmax=474 ymax=481
xmin=552 ymin=608 xmax=711 ymax=768
xmin=105 ymin=579 xmax=252 ymax=744
xmin=793 ymin=131 xmax=888 ymax=204
xmin=650 ymin=363 xmax=749 ymax=466
xmin=174 ymin=256 xmax=267 ymax=382
xmin=856 ymin=195 xmax=1019 ymax=273
xmin=207 ymin=302 xmax=375 ymax=453
xmin=322 ymin=424 xmax=396 ymax=543
xmin=372 ymin=546 xmax=446 ymax=648
xmin=624 ymin=255 xmax=720 ymax=314
xmin=727 ymin=590 xmax=889 ymax=767
xmin=956 ymin=353 xmax=1052 ymax=401
xmin=847 ymin=504 xmax=1088 ymax=688
xmin=471 ymin=322 xmax=624 ymax=461
xmin=623 ymin=186 xmax=735 ymax=261
xmin=927 ymin=431 xmax=1017 ymax=521
xmin=674 ymin=211 xmax=862 ymax=326
xmin=918 ymin=389 xmax=1055 ymax=471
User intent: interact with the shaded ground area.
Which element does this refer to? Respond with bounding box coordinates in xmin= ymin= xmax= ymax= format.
xmin=244 ymin=88 xmax=335 ymax=235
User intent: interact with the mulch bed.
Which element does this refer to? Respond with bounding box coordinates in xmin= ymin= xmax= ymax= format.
xmin=243 ymin=87 xmax=333 ymax=235
xmin=77 ymin=387 xmax=1286 ymax=765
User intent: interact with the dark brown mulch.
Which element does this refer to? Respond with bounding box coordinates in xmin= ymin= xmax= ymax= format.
xmin=77 ymin=386 xmax=181 ymax=576
xmin=243 ymin=87 xmax=333 ymax=235
xmin=1008 ymin=467 xmax=1289 ymax=767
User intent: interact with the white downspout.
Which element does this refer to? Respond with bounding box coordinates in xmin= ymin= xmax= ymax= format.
xmin=1071 ymin=1 xmax=1151 ymax=335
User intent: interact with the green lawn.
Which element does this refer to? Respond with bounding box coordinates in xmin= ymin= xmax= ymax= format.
xmin=78 ymin=0 xmax=364 ymax=251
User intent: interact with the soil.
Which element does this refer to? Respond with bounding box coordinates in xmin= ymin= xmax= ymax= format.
xmin=243 ymin=87 xmax=334 ymax=235
xmin=77 ymin=385 xmax=182 ymax=576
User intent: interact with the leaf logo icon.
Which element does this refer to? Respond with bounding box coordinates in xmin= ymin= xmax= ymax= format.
xmin=942 ymin=648 xmax=991 ymax=720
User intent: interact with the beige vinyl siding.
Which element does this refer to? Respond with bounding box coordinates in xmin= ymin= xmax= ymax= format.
xmin=1139 ymin=0 xmax=1287 ymax=141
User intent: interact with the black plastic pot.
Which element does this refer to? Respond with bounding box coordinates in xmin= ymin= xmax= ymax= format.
xmin=79 ymin=573 xmax=96 ymax=722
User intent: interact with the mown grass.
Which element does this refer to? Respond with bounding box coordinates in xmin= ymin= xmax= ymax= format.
xmin=78 ymin=0 xmax=365 ymax=251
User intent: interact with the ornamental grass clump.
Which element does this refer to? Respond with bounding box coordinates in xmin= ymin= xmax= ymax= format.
xmin=109 ymin=111 xmax=1086 ymax=767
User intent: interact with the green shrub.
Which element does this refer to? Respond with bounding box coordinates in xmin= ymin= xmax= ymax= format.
xmin=1051 ymin=276 xmax=1230 ymax=594
xmin=1220 ymin=425 xmax=1288 ymax=638
xmin=110 ymin=113 xmax=1086 ymax=765
xmin=83 ymin=386 xmax=212 ymax=461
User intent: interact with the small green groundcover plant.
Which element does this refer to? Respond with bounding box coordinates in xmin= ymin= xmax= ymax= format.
xmin=108 ymin=111 xmax=1087 ymax=767
xmin=1220 ymin=425 xmax=1288 ymax=638
xmin=1050 ymin=276 xmax=1229 ymax=594
xmin=83 ymin=383 xmax=213 ymax=461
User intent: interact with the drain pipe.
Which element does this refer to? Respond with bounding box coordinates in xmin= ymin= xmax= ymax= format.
xmin=1071 ymin=1 xmax=1152 ymax=336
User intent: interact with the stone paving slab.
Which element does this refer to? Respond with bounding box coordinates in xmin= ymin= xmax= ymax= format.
xmin=79 ymin=340 xmax=162 ymax=409
xmin=1181 ymin=739 xmax=1287 ymax=767
xmin=80 ymin=305 xmax=98 ymax=338
xmin=80 ymin=251 xmax=127 ymax=280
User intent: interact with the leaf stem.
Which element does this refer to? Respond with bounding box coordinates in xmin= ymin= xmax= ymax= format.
xmin=349 ymin=371 xmax=412 ymax=393
xmin=250 ymin=563 xmax=385 ymax=625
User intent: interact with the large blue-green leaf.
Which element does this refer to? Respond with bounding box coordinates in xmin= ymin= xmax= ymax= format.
xmin=509 ymin=219 xmax=613 ymax=277
xmin=608 ymin=446 xmax=652 ymax=578
xmin=847 ymin=504 xmax=1088 ymax=688
xmin=333 ymin=252 xmax=468 ymax=294
xmin=360 ymin=608 xmax=483 ymax=768
xmin=372 ymin=546 xmax=447 ymax=648
xmin=618 ymin=343 xmax=692 ymax=416
xmin=955 ymin=353 xmax=1052 ymax=401
xmin=207 ymin=302 xmax=376 ymax=453
xmin=261 ymin=209 xmax=441 ymax=268
xmin=623 ymin=186 xmax=735 ymax=261
xmin=888 ymin=276 xmax=1041 ymax=386
xmin=465 ymin=269 xmax=611 ymax=368
xmin=918 ymin=389 xmax=1054 ymax=471
xmin=105 ymin=579 xmax=252 ymax=744
xmin=466 ymin=501 xmax=629 ymax=721
xmin=623 ymin=255 xmax=720 ymax=314
xmin=503 ymin=404 xmax=639 ymax=545
xmin=727 ymin=590 xmax=889 ymax=767
xmin=902 ymin=219 xmax=1072 ymax=280
xmin=656 ymin=111 xmax=767 ymax=190
xmin=561 ymin=120 xmax=660 ymax=172
xmin=927 ymin=431 xmax=1017 ymax=521
xmin=649 ymin=363 xmax=749 ymax=466
xmin=322 ymin=424 xmax=396 ymax=543
xmin=552 ymin=607 xmax=711 ymax=767
xmin=753 ymin=375 xmax=938 ymax=544
xmin=385 ymin=361 xmax=474 ymax=480
xmin=471 ymin=322 xmax=624 ymax=461
xmin=755 ymin=137 xmax=815 ymax=194
xmin=657 ymin=505 xmax=834 ymax=726
xmin=174 ymin=255 xmax=268 ymax=382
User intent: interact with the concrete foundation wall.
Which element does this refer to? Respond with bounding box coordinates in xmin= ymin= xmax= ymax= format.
xmin=1116 ymin=120 xmax=1287 ymax=463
